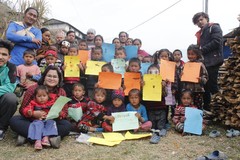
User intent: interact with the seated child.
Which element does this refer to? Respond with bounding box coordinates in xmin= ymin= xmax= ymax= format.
xmin=67 ymin=83 xmax=90 ymax=132
xmin=17 ymin=49 xmax=41 ymax=89
xmin=39 ymin=50 xmax=62 ymax=73
xmin=102 ymin=90 xmax=126 ymax=132
xmin=22 ymin=85 xmax=66 ymax=150
xmin=78 ymin=88 xmax=113 ymax=133
xmin=126 ymin=89 xmax=152 ymax=132
xmin=172 ymin=89 xmax=206 ymax=134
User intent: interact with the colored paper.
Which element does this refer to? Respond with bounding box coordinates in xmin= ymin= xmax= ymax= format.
xmin=102 ymin=133 xmax=126 ymax=142
xmin=111 ymin=59 xmax=126 ymax=77
xmin=124 ymin=72 xmax=141 ymax=95
xmin=181 ymin=62 xmax=201 ymax=83
xmin=140 ymin=63 xmax=152 ymax=75
xmin=124 ymin=131 xmax=152 ymax=140
xmin=64 ymin=56 xmax=80 ymax=77
xmin=78 ymin=50 xmax=90 ymax=65
xmin=184 ymin=107 xmax=203 ymax=135
xmin=87 ymin=137 xmax=122 ymax=146
xmin=160 ymin=59 xmax=176 ymax=82
xmin=143 ymin=74 xmax=162 ymax=101
xmin=85 ymin=61 xmax=106 ymax=75
xmin=124 ymin=45 xmax=138 ymax=60
xmin=102 ymin=43 xmax=115 ymax=62
xmin=46 ymin=96 xmax=71 ymax=120
xmin=98 ymin=72 xmax=122 ymax=90
xmin=112 ymin=111 xmax=139 ymax=131
xmin=68 ymin=107 xmax=83 ymax=122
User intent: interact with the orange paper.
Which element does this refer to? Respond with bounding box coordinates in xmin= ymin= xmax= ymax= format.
xmin=124 ymin=72 xmax=141 ymax=95
xmin=78 ymin=50 xmax=90 ymax=65
xmin=98 ymin=72 xmax=122 ymax=90
xmin=181 ymin=62 xmax=201 ymax=83
xmin=160 ymin=59 xmax=176 ymax=82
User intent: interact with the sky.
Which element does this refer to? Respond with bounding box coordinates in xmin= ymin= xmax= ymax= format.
xmin=40 ymin=0 xmax=240 ymax=60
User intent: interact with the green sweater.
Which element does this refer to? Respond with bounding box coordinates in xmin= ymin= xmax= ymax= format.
xmin=0 ymin=62 xmax=17 ymax=96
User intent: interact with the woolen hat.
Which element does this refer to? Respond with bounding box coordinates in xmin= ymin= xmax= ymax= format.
xmin=87 ymin=28 xmax=96 ymax=35
xmin=112 ymin=90 xmax=125 ymax=101
xmin=45 ymin=50 xmax=57 ymax=58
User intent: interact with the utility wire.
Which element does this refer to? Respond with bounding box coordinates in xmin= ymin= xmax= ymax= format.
xmin=127 ymin=0 xmax=183 ymax=32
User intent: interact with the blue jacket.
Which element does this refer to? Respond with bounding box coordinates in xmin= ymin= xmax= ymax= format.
xmin=0 ymin=62 xmax=17 ymax=96
xmin=126 ymin=103 xmax=148 ymax=122
xmin=6 ymin=22 xmax=42 ymax=66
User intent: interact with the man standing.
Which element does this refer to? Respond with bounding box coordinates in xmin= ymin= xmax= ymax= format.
xmin=6 ymin=7 xmax=42 ymax=66
xmin=86 ymin=28 xmax=96 ymax=50
xmin=192 ymin=12 xmax=223 ymax=112
xmin=0 ymin=39 xmax=18 ymax=140
xmin=66 ymin=30 xmax=78 ymax=45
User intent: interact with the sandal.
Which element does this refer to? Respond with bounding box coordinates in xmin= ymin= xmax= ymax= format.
xmin=42 ymin=136 xmax=51 ymax=146
xmin=209 ymin=130 xmax=220 ymax=138
xmin=196 ymin=150 xmax=228 ymax=160
xmin=149 ymin=132 xmax=160 ymax=144
xmin=34 ymin=140 xmax=42 ymax=150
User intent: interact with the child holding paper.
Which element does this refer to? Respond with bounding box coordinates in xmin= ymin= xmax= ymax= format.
xmin=181 ymin=44 xmax=208 ymax=109
xmin=142 ymin=64 xmax=168 ymax=144
xmin=67 ymin=83 xmax=90 ymax=132
xmin=102 ymin=90 xmax=126 ymax=132
xmin=62 ymin=45 xmax=85 ymax=97
xmin=172 ymin=89 xmax=206 ymax=134
xmin=126 ymin=89 xmax=152 ymax=132
xmin=22 ymin=85 xmax=66 ymax=150
xmin=78 ymin=88 xmax=114 ymax=133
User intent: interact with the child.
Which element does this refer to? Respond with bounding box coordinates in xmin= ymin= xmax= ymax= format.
xmin=67 ymin=83 xmax=90 ymax=132
xmin=22 ymin=86 xmax=64 ymax=150
xmin=114 ymin=46 xmax=127 ymax=60
xmin=126 ymin=38 xmax=133 ymax=46
xmin=102 ymin=90 xmax=126 ymax=132
xmin=142 ymin=55 xmax=153 ymax=63
xmin=62 ymin=45 xmax=84 ymax=97
xmin=17 ymin=49 xmax=41 ymax=89
xmin=78 ymin=88 xmax=114 ymax=133
xmin=172 ymin=89 xmax=206 ymax=134
xmin=87 ymin=46 xmax=104 ymax=99
xmin=126 ymin=89 xmax=152 ymax=132
xmin=126 ymin=57 xmax=141 ymax=73
xmin=39 ymin=50 xmax=62 ymax=73
xmin=57 ymin=40 xmax=70 ymax=62
xmin=181 ymin=44 xmax=208 ymax=109
xmin=142 ymin=64 xmax=167 ymax=144
xmin=173 ymin=49 xmax=185 ymax=104
xmin=78 ymin=39 xmax=88 ymax=50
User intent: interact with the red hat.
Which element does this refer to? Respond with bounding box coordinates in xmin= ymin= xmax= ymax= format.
xmin=112 ymin=90 xmax=125 ymax=101
xmin=45 ymin=50 xmax=57 ymax=58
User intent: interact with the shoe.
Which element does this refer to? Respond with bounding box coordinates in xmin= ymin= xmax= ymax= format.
xmin=78 ymin=124 xmax=89 ymax=133
xmin=102 ymin=122 xmax=112 ymax=132
xmin=226 ymin=129 xmax=240 ymax=138
xmin=34 ymin=140 xmax=42 ymax=150
xmin=0 ymin=130 xmax=5 ymax=141
xmin=16 ymin=135 xmax=27 ymax=146
xmin=41 ymin=136 xmax=51 ymax=146
xmin=149 ymin=132 xmax=160 ymax=144
xmin=209 ymin=130 xmax=220 ymax=138
xmin=159 ymin=129 xmax=167 ymax=137
xmin=196 ymin=150 xmax=228 ymax=160
xmin=49 ymin=136 xmax=61 ymax=149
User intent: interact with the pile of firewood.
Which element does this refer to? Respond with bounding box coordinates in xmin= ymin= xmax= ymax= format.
xmin=210 ymin=27 xmax=240 ymax=129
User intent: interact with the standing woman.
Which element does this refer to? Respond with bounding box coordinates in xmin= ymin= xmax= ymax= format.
xmin=10 ymin=66 xmax=72 ymax=148
xmin=6 ymin=7 xmax=42 ymax=66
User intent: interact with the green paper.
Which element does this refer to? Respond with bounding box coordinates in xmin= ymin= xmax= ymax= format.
xmin=68 ymin=107 xmax=83 ymax=122
xmin=46 ymin=96 xmax=71 ymax=120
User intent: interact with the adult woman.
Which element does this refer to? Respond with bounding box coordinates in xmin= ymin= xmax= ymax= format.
xmin=133 ymin=38 xmax=150 ymax=61
xmin=94 ymin=35 xmax=104 ymax=47
xmin=6 ymin=7 xmax=42 ymax=66
xmin=10 ymin=66 xmax=72 ymax=148
xmin=112 ymin=38 xmax=121 ymax=49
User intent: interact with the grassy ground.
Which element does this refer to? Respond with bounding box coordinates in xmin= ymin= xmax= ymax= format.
xmin=0 ymin=123 xmax=239 ymax=160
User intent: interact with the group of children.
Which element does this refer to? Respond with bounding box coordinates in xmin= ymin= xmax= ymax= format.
xmin=16 ymin=32 xmax=210 ymax=149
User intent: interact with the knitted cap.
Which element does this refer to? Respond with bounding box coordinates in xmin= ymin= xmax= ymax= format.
xmin=61 ymin=40 xmax=70 ymax=48
xmin=45 ymin=50 xmax=57 ymax=58
xmin=112 ymin=90 xmax=124 ymax=101
xmin=87 ymin=28 xmax=96 ymax=35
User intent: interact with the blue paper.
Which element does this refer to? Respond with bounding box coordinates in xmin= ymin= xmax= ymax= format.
xmin=184 ymin=107 xmax=203 ymax=135
xmin=140 ymin=63 xmax=152 ymax=75
xmin=124 ymin=45 xmax=138 ymax=60
xmin=102 ymin=43 xmax=115 ymax=62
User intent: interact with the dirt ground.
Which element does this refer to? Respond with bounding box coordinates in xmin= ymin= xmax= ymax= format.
xmin=0 ymin=123 xmax=239 ymax=160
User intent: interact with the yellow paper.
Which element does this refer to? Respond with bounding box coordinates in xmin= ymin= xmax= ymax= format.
xmin=85 ymin=61 xmax=106 ymax=75
xmin=102 ymin=133 xmax=126 ymax=142
xmin=87 ymin=137 xmax=122 ymax=146
xmin=124 ymin=131 xmax=152 ymax=140
xmin=160 ymin=59 xmax=176 ymax=82
xmin=64 ymin=56 xmax=80 ymax=77
xmin=143 ymin=74 xmax=162 ymax=101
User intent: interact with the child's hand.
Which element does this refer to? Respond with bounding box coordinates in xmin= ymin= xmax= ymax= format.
xmin=78 ymin=62 xmax=85 ymax=71
xmin=27 ymin=110 xmax=32 ymax=117
xmin=94 ymin=82 xmax=99 ymax=88
xmin=135 ymin=113 xmax=141 ymax=120
xmin=108 ymin=116 xmax=115 ymax=124
xmin=32 ymin=110 xmax=47 ymax=120
xmin=62 ymin=64 xmax=66 ymax=70
xmin=26 ymin=72 xmax=33 ymax=79
xmin=118 ymin=86 xmax=124 ymax=91
xmin=162 ymin=81 xmax=167 ymax=87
